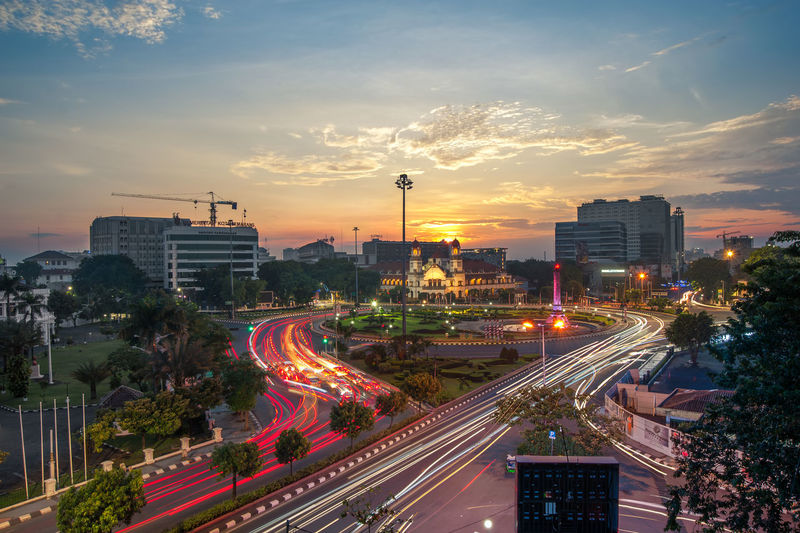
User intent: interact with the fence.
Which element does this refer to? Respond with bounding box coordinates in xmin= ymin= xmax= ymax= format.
xmin=605 ymin=384 xmax=683 ymax=457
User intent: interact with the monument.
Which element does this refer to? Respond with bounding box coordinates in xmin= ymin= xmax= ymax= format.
xmin=547 ymin=263 xmax=569 ymax=327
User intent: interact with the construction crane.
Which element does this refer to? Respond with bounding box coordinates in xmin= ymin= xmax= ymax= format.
xmin=111 ymin=192 xmax=237 ymax=226
xmin=716 ymin=230 xmax=740 ymax=250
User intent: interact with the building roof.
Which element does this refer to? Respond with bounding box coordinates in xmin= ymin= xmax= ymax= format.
xmin=658 ymin=388 xmax=734 ymax=413
xmin=24 ymin=250 xmax=73 ymax=261
xmin=463 ymin=259 xmax=500 ymax=273
xmin=98 ymin=385 xmax=144 ymax=409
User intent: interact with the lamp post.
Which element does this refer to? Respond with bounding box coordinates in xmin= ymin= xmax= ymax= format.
xmin=228 ymin=220 xmax=236 ymax=319
xmin=395 ymin=173 xmax=413 ymax=358
xmin=353 ymin=226 xmax=359 ymax=305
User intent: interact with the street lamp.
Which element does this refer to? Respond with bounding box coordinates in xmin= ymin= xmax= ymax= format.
xmin=353 ymin=226 xmax=360 ymax=305
xmin=396 ymin=173 xmax=413 ymax=357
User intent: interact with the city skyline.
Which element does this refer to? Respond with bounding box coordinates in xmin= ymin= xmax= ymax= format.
xmin=2 ymin=1 xmax=799 ymax=263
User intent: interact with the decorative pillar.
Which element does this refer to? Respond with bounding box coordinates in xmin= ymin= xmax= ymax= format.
xmin=143 ymin=448 xmax=154 ymax=465
xmin=180 ymin=436 xmax=191 ymax=457
xmin=101 ymin=460 xmax=114 ymax=472
xmin=213 ymin=427 xmax=223 ymax=442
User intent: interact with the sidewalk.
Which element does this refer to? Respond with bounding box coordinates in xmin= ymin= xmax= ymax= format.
xmin=0 ymin=405 xmax=263 ymax=530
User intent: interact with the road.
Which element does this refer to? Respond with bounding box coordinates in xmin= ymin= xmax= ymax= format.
xmin=194 ymin=310 xmax=700 ymax=533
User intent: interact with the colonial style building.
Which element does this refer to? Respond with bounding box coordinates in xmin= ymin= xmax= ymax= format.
xmin=369 ymin=239 xmax=522 ymax=302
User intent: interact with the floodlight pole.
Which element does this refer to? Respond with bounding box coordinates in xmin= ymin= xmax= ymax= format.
xmin=396 ymin=174 xmax=413 ymax=358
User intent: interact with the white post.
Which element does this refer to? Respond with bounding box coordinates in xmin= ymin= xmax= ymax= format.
xmin=40 ymin=402 xmax=44 ymax=492
xmin=66 ymin=397 xmax=73 ymax=484
xmin=47 ymin=319 xmax=53 ymax=385
xmin=82 ymin=393 xmax=87 ymax=481
xmin=541 ymin=325 xmax=546 ymax=388
xmin=53 ymin=398 xmax=59 ymax=487
xmin=19 ymin=405 xmax=29 ymax=499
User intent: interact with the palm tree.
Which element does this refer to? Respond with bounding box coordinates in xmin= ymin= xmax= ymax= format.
xmin=0 ymin=320 xmax=41 ymax=373
xmin=72 ymin=359 xmax=111 ymax=400
xmin=0 ymin=273 xmax=22 ymax=322
xmin=20 ymin=291 xmax=45 ymax=324
xmin=160 ymin=335 xmax=214 ymax=387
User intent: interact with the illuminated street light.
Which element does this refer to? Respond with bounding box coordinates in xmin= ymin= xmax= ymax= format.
xmin=484 ymin=518 xmax=493 ymax=529
xmin=726 ymin=249 xmax=734 ymax=258
xmin=396 ymin=172 xmax=413 ymax=357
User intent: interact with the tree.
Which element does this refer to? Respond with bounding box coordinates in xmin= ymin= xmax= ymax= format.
xmin=493 ymin=384 xmax=619 ymax=456
xmin=106 ymin=346 xmax=149 ymax=391
xmin=71 ymin=359 xmax=111 ymax=400
xmin=48 ymin=290 xmax=81 ymax=328
xmin=340 ymin=485 xmax=409 ymax=533
xmin=274 ymin=427 xmax=311 ymax=475
xmin=375 ymin=390 xmax=408 ymax=426
xmin=7 ymin=353 xmax=31 ymax=398
xmin=175 ymin=377 xmax=223 ymax=420
xmin=159 ymin=334 xmax=215 ymax=388
xmin=86 ymin=410 xmax=118 ymax=453
xmin=118 ymin=392 xmax=188 ymax=450
xmin=363 ymin=344 xmax=387 ymax=370
xmin=20 ymin=291 xmax=45 ymax=324
xmin=664 ymin=311 xmax=715 ymax=366
xmin=0 ymin=319 xmax=41 ymax=373
xmin=499 ymin=346 xmax=519 ymax=363
xmin=210 ymin=441 xmax=262 ymax=500
xmin=0 ymin=273 xmax=23 ymax=320
xmin=402 ymin=372 xmax=441 ymax=410
xmin=56 ymin=467 xmax=144 ymax=533
xmin=330 ymin=397 xmax=375 ymax=449
xmin=665 ymin=231 xmax=800 ymax=532
xmin=648 ymin=296 xmax=672 ymax=312
xmin=14 ymin=260 xmax=42 ymax=287
xmin=73 ymin=255 xmax=146 ymax=297
xmin=687 ymin=257 xmax=730 ymax=302
xmin=222 ymin=356 xmax=268 ymax=429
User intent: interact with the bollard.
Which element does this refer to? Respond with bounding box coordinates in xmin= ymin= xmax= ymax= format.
xmin=180 ymin=436 xmax=191 ymax=458
xmin=213 ymin=427 xmax=223 ymax=442
xmin=44 ymin=478 xmax=57 ymax=498
xmin=144 ymin=448 xmax=155 ymax=465
xmin=101 ymin=460 xmax=114 ymax=472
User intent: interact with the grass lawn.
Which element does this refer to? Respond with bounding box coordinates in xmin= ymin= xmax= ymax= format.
xmin=0 ymin=340 xmax=126 ymax=410
xmin=346 ymin=353 xmax=539 ymax=405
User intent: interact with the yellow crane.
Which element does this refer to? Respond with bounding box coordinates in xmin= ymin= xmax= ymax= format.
xmin=111 ymin=191 xmax=237 ymax=226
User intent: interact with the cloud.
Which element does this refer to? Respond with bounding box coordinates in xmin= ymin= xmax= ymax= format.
xmin=597 ymin=64 xmax=616 ymax=71
xmin=0 ymin=0 xmax=184 ymax=57
xmin=202 ymin=5 xmax=221 ymax=19
xmin=593 ymin=95 xmax=800 ymax=214
xmin=230 ymin=149 xmax=384 ymax=185
xmin=312 ymin=125 xmax=397 ymax=148
xmin=483 ymin=182 xmax=560 ymax=209
xmin=671 ymin=187 xmax=800 ymax=214
xmin=27 ymin=232 xmax=63 ymax=238
xmin=392 ymin=102 xmax=636 ymax=170
xmin=652 ymin=37 xmax=700 ymax=56
xmin=0 ymin=97 xmax=22 ymax=105
xmin=624 ymin=60 xmax=651 ymax=73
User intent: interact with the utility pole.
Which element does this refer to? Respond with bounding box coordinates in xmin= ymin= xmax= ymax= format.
xmin=353 ymin=226 xmax=359 ymax=305
xmin=228 ymin=220 xmax=236 ymax=319
xmin=395 ymin=174 xmax=413 ymax=358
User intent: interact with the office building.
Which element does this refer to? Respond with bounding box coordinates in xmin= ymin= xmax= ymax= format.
xmin=362 ymin=238 xmax=449 ymax=265
xmin=461 ymin=247 xmax=508 ymax=270
xmin=555 ymin=221 xmax=627 ymax=264
xmin=163 ymin=224 xmax=258 ymax=291
xmin=670 ymin=207 xmax=685 ymax=274
xmin=281 ymin=239 xmax=335 ymax=263
xmin=90 ymin=215 xmax=191 ymax=284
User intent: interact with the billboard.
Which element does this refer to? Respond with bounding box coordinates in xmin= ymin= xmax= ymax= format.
xmin=516 ymin=456 xmax=619 ymax=533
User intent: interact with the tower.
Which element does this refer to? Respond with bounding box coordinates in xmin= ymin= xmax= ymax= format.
xmin=449 ymin=238 xmax=462 ymax=273
xmin=409 ymin=239 xmax=422 ymax=274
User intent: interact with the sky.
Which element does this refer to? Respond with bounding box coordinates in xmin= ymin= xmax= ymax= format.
xmin=0 ymin=0 xmax=799 ymax=263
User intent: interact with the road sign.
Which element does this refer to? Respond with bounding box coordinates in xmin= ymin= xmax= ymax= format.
xmin=549 ymin=430 xmax=556 ymax=440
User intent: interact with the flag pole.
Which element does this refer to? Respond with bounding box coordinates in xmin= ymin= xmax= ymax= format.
xmin=66 ymin=397 xmax=74 ymax=484
xmin=19 ymin=405 xmax=29 ymax=499
xmin=82 ymin=393 xmax=87 ymax=481
xmin=53 ymin=398 xmax=59 ymax=487
xmin=40 ymin=401 xmax=45 ymax=493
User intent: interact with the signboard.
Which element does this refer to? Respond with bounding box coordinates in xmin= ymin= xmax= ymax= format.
xmin=549 ymin=430 xmax=556 ymax=440
xmin=516 ymin=456 xmax=619 ymax=533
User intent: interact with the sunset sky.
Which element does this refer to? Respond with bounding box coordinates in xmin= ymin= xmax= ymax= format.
xmin=1 ymin=0 xmax=798 ymax=263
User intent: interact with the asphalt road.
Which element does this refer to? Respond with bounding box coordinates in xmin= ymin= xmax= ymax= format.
xmin=193 ymin=310 xmax=699 ymax=533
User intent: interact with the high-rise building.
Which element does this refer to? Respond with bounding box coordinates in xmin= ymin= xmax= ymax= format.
xmin=670 ymin=207 xmax=685 ymax=274
xmin=163 ymin=224 xmax=258 ymax=290
xmin=281 ymin=240 xmax=335 ymax=263
xmin=362 ymin=238 xmax=449 ymax=265
xmin=90 ymin=215 xmax=191 ymax=284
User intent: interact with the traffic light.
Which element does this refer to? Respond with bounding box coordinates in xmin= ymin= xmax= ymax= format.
xmin=248 ymin=325 xmax=254 ymax=332
xmin=323 ymin=335 xmax=328 ymax=344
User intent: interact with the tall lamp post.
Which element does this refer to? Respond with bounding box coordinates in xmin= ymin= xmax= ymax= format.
xmin=353 ymin=226 xmax=359 ymax=305
xmin=395 ymin=174 xmax=413 ymax=356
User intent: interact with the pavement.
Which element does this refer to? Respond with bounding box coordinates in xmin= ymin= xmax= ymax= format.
xmin=649 ymin=348 xmax=725 ymax=393
xmin=0 ymin=403 xmax=265 ymax=531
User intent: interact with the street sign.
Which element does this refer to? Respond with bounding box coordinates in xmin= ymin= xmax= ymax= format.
xmin=549 ymin=430 xmax=556 ymax=440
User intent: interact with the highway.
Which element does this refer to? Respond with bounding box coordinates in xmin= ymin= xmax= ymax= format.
xmin=197 ymin=310 xmax=700 ymax=533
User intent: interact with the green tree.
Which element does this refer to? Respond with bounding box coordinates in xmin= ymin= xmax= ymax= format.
xmin=666 ymin=231 xmax=800 ymax=533
xmin=7 ymin=353 xmax=31 ymax=398
xmin=48 ymin=290 xmax=81 ymax=328
xmin=687 ymin=257 xmax=730 ymax=302
xmin=274 ymin=427 xmax=311 ymax=475
xmin=664 ymin=311 xmax=715 ymax=366
xmin=375 ymin=390 xmax=408 ymax=426
xmin=106 ymin=346 xmax=149 ymax=391
xmin=647 ymin=296 xmax=672 ymax=312
xmin=118 ymin=392 xmax=188 ymax=451
xmin=330 ymin=397 xmax=375 ymax=449
xmin=86 ymin=410 xmax=118 ymax=453
xmin=71 ymin=359 xmax=111 ymax=400
xmin=222 ymin=356 xmax=268 ymax=429
xmin=0 ymin=273 xmax=23 ymax=321
xmin=210 ymin=441 xmax=262 ymax=500
xmin=402 ymin=372 xmax=441 ymax=409
xmin=73 ymin=255 xmax=146 ymax=297
xmin=20 ymin=291 xmax=46 ymax=323
xmin=175 ymin=377 xmax=223 ymax=420
xmin=56 ymin=467 xmax=145 ymax=533
xmin=340 ymin=485 xmax=409 ymax=533
xmin=493 ymin=384 xmax=619 ymax=456
xmin=499 ymin=346 xmax=519 ymax=363
xmin=0 ymin=319 xmax=41 ymax=373
xmin=14 ymin=260 xmax=42 ymax=287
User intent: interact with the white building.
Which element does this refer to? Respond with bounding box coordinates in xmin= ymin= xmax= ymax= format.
xmin=23 ymin=250 xmax=89 ymax=291
xmin=0 ymin=287 xmax=53 ymax=324
xmin=163 ymin=224 xmax=259 ymax=291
